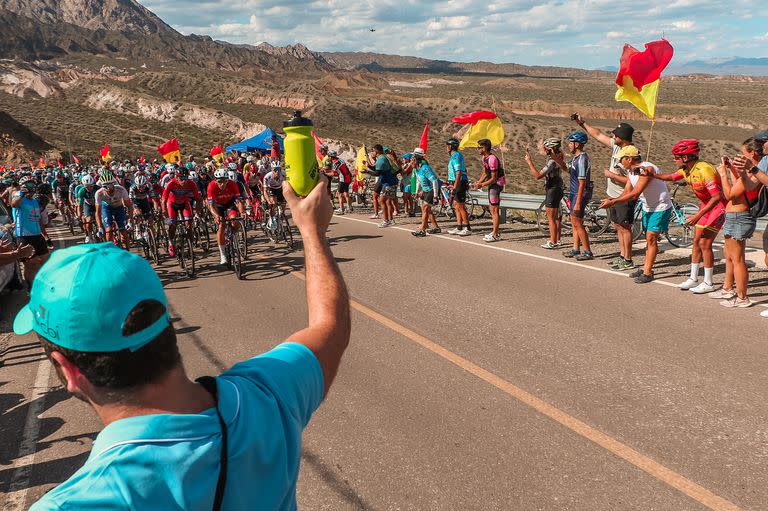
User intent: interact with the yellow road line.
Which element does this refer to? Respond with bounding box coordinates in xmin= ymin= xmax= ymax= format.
xmin=271 ymin=255 xmax=742 ymax=510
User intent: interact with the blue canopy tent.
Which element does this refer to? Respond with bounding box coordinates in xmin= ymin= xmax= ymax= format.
xmin=226 ymin=128 xmax=284 ymax=154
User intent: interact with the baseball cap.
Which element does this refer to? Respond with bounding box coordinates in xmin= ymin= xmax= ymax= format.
xmin=616 ymin=145 xmax=641 ymax=159
xmin=13 ymin=243 xmax=170 ymax=352
xmin=755 ymin=128 xmax=768 ymax=142
xmin=612 ymin=123 xmax=635 ymax=141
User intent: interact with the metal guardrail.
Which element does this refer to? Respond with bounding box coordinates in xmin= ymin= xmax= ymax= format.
xmin=469 ymin=190 xmax=768 ymax=232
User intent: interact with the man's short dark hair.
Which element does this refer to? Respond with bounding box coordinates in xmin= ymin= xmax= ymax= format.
xmin=37 ymin=300 xmax=181 ymax=397
xmin=477 ymin=139 xmax=492 ymax=151
xmin=372 ymin=144 xmax=384 ymax=153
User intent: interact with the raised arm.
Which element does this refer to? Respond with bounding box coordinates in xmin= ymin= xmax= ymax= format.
xmin=283 ymin=176 xmax=351 ymax=397
xmin=572 ymin=113 xmax=613 ymax=147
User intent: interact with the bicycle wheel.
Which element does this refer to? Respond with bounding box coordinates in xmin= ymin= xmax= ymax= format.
xmin=237 ymin=223 xmax=248 ymax=259
xmin=467 ymin=197 xmax=485 ymax=220
xmin=535 ymin=201 xmax=550 ymax=235
xmin=585 ymin=200 xmax=610 ymax=235
xmin=196 ymin=219 xmax=210 ymax=252
xmin=281 ymin=214 xmax=294 ymax=249
xmin=147 ymin=227 xmax=160 ymax=265
xmin=231 ymin=237 xmax=243 ymax=279
xmin=631 ymin=206 xmax=644 ymax=241
xmin=184 ymin=235 xmax=195 ymax=277
xmin=666 ymin=204 xmax=696 ymax=248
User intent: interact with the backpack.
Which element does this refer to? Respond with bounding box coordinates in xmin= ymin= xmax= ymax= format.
xmin=749 ymin=185 xmax=768 ymax=219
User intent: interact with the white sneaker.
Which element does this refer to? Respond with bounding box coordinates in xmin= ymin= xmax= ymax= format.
xmin=676 ymin=278 xmax=699 ymax=290
xmin=447 ymin=228 xmax=460 ymax=235
xmin=483 ymin=234 xmax=501 ymax=242
xmin=334 ymin=208 xmax=344 ymax=214
xmin=458 ymin=228 xmax=471 ymax=237
xmin=220 ymin=255 xmax=228 ymax=265
xmin=541 ymin=241 xmax=557 ymax=249
xmin=378 ymin=220 xmax=391 ymax=228
xmin=369 ymin=213 xmax=380 ymax=219
xmin=719 ymin=296 xmax=753 ymax=308
xmin=709 ymin=288 xmax=735 ymax=300
xmin=84 ymin=235 xmax=92 ymax=244
xmin=761 ymin=309 xmax=768 ymax=318
xmin=690 ymin=282 xmax=717 ymax=294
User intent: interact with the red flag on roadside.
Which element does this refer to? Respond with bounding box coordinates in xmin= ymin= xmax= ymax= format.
xmin=419 ymin=119 xmax=429 ymax=153
xmin=312 ymin=132 xmax=325 ymax=163
xmin=72 ymin=154 xmax=81 ymax=165
xmin=140 ymin=155 xmax=146 ymax=164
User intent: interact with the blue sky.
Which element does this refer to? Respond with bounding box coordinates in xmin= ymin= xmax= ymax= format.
xmin=144 ymin=0 xmax=768 ymax=68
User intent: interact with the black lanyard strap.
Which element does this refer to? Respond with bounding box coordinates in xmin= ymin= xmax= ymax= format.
xmin=196 ymin=376 xmax=228 ymax=511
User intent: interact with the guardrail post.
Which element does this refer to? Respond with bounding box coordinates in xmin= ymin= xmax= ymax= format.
xmin=500 ymin=208 xmax=507 ymax=224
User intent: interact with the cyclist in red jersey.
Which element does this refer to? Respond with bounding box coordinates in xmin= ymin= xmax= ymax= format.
xmin=208 ymin=168 xmax=246 ymax=265
xmin=162 ymin=167 xmax=201 ymax=257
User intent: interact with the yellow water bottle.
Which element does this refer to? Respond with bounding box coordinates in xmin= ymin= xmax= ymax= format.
xmin=283 ymin=110 xmax=318 ymax=197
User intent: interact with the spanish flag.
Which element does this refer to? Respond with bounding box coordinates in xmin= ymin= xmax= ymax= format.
xmin=312 ymin=132 xmax=325 ymax=164
xmin=451 ymin=111 xmax=505 ymax=150
xmin=100 ymin=144 xmax=112 ymax=163
xmin=614 ymin=39 xmax=674 ymax=120
xmin=157 ymin=138 xmax=181 ymax=163
xmin=210 ymin=145 xmax=225 ymax=164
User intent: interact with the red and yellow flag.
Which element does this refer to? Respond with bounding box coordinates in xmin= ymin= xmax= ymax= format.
xmin=614 ymin=39 xmax=674 ymax=120
xmin=451 ymin=111 xmax=505 ymax=150
xmin=157 ymin=138 xmax=181 ymax=163
xmin=312 ymin=132 xmax=325 ymax=164
xmin=100 ymin=144 xmax=112 ymax=162
xmin=210 ymin=145 xmax=225 ymax=164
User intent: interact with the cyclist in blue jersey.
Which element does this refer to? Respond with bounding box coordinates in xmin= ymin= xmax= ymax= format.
xmin=410 ymin=148 xmax=441 ymax=237
xmin=11 ymin=179 xmax=49 ymax=282
xmin=446 ymin=138 xmax=471 ymax=236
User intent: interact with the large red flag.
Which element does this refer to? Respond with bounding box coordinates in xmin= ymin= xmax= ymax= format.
xmin=100 ymin=144 xmax=112 ymax=162
xmin=72 ymin=153 xmax=81 ymax=165
xmin=614 ymin=39 xmax=674 ymax=120
xmin=419 ymin=120 xmax=429 ymax=153
xmin=312 ymin=132 xmax=325 ymax=163
xmin=157 ymin=138 xmax=181 ymax=163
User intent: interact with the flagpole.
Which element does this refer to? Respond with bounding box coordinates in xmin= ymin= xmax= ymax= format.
xmin=646 ymin=77 xmax=661 ymax=160
xmin=491 ymin=95 xmax=507 ymax=172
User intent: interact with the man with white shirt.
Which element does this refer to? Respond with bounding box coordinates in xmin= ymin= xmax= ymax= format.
xmin=600 ymin=146 xmax=672 ymax=284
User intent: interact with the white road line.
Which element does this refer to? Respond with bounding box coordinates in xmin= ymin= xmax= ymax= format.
xmin=2 ymin=360 xmax=52 ymax=511
xmin=334 ymin=214 xmax=768 ymax=308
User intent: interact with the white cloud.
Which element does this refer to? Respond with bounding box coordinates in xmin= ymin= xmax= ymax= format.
xmin=154 ymin=0 xmax=767 ymax=67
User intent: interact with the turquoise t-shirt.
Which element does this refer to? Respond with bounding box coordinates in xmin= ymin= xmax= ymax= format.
xmin=414 ymin=162 xmax=439 ymax=192
xmin=31 ymin=343 xmax=324 ymax=511
xmin=447 ymin=152 xmax=468 ymax=183
xmin=12 ymin=192 xmax=42 ymax=237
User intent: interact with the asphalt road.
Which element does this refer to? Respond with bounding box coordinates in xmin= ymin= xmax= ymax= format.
xmin=2 ymin=211 xmax=767 ymax=511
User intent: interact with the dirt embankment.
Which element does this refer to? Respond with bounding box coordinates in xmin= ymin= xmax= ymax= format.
xmin=0 ymin=111 xmax=55 ymax=162
xmin=84 ymin=87 xmax=266 ymax=139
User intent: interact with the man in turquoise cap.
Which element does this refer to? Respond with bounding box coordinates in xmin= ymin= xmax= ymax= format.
xmin=15 ymin=175 xmax=351 ymax=510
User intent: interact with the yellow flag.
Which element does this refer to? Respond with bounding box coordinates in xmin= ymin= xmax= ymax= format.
xmin=615 ymin=75 xmax=660 ymax=120
xmin=458 ymin=117 xmax=505 ymax=150
xmin=355 ymin=146 xmax=367 ymax=181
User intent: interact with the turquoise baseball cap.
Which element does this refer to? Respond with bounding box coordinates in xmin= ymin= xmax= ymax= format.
xmin=14 ymin=243 xmax=170 ymax=352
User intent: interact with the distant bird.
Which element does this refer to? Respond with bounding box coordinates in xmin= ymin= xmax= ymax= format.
xmin=369 ymin=28 xmax=376 ymax=32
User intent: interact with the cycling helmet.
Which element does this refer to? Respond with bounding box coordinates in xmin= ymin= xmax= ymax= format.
xmin=246 ymin=156 xmax=254 ymax=162
xmin=446 ymin=138 xmax=460 ymax=150
xmin=543 ymin=138 xmax=561 ymax=149
xmin=20 ymin=179 xmax=36 ymax=192
xmin=176 ymin=168 xmax=188 ymax=180
xmin=671 ymin=139 xmax=701 ymax=157
xmin=214 ymin=168 xmax=227 ymax=179
xmin=227 ymin=170 xmax=237 ymax=181
xmin=165 ymin=163 xmax=175 ymax=172
xmin=327 ymin=150 xmax=338 ymax=158
xmin=134 ymin=175 xmax=148 ymax=187
xmin=319 ymin=144 xmax=328 ymax=151
xmin=99 ymin=170 xmax=115 ymax=185
xmin=227 ymin=162 xmax=238 ymax=171
xmin=567 ymin=131 xmax=588 ymax=145
xmin=185 ymin=162 xmax=195 ymax=170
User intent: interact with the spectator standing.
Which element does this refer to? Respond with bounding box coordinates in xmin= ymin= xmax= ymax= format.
xmin=525 ymin=138 xmax=566 ymax=249
xmin=17 ymin=176 xmax=350 ymax=511
xmin=563 ymin=131 xmax=594 ymax=260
